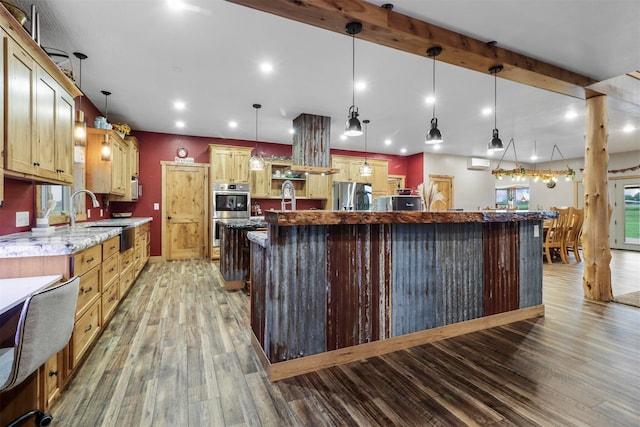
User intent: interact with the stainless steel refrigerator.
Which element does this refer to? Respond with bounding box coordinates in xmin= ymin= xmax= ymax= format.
xmin=333 ymin=181 xmax=372 ymax=211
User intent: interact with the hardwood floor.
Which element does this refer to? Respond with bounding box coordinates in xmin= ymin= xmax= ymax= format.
xmin=51 ymin=251 xmax=640 ymax=426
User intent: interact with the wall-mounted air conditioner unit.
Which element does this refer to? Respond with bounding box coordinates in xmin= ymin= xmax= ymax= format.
xmin=467 ymin=157 xmax=491 ymax=170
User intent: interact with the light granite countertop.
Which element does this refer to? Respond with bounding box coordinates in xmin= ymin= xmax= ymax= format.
xmin=0 ymin=217 xmax=153 ymax=258
xmin=246 ymin=230 xmax=268 ymax=248
xmin=217 ymin=217 xmax=267 ymax=230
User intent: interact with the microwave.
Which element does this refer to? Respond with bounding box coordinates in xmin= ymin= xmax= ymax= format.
xmin=131 ymin=178 xmax=140 ymax=200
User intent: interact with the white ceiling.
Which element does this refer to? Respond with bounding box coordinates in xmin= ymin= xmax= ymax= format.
xmin=10 ymin=0 xmax=640 ymax=163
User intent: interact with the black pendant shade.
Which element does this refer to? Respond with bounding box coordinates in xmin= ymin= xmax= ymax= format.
xmin=425 ymin=46 xmax=443 ymax=144
xmin=487 ymin=65 xmax=504 ymax=152
xmin=344 ymin=22 xmax=363 ymax=137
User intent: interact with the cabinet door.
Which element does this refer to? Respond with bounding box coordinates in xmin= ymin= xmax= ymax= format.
xmin=370 ymin=160 xmax=388 ymax=195
xmin=307 ymin=173 xmax=330 ymax=199
xmin=332 ymin=157 xmax=351 ymax=182
xmin=349 ymin=160 xmax=365 ymax=183
xmin=34 ymin=67 xmax=58 ymax=180
xmin=210 ymin=148 xmax=234 ymax=182
xmin=6 ymin=38 xmax=35 ymax=175
xmin=55 ymin=89 xmax=74 ymax=183
xmin=232 ymin=150 xmax=250 ymax=183
xmin=250 ymin=161 xmax=271 ymax=197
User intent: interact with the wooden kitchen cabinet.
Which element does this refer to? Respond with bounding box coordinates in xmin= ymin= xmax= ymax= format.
xmin=209 ymin=144 xmax=252 ymax=183
xmin=369 ymin=159 xmax=389 ymax=199
xmin=331 ymin=155 xmax=371 ymax=183
xmin=86 ymin=128 xmax=128 ymax=196
xmin=4 ymin=37 xmax=74 ymax=185
xmin=125 ymin=135 xmax=140 ymax=178
xmin=101 ymin=236 xmax=120 ymax=323
xmin=306 ymin=173 xmax=330 ymax=199
xmin=250 ymin=159 xmax=271 ymax=198
xmin=43 ymin=352 xmax=64 ymax=410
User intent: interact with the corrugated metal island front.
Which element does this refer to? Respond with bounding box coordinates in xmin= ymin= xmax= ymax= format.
xmin=248 ymin=210 xmax=556 ymax=381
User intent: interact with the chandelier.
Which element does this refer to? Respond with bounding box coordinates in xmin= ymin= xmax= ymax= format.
xmin=491 ymin=139 xmax=575 ymax=183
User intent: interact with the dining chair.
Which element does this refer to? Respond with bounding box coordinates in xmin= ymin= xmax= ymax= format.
xmin=563 ymin=207 xmax=584 ymax=262
xmin=0 ymin=276 xmax=79 ymax=427
xmin=543 ymin=207 xmax=571 ymax=264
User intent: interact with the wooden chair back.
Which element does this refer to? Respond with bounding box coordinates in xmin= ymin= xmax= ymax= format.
xmin=565 ymin=208 xmax=584 ymax=244
xmin=546 ymin=207 xmax=571 ymax=245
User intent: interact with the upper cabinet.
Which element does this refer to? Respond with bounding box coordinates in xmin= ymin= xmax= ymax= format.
xmin=86 ymin=128 xmax=128 ymax=196
xmin=331 ymin=155 xmax=388 ymax=191
xmin=125 ymin=136 xmax=139 ymax=179
xmin=1 ymin=11 xmax=80 ymax=186
xmin=209 ymin=145 xmax=252 ymax=183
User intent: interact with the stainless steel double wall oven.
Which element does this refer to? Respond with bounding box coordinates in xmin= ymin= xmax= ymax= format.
xmin=212 ymin=183 xmax=251 ymax=247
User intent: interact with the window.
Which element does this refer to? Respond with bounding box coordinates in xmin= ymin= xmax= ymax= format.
xmin=495 ymin=186 xmax=529 ymax=210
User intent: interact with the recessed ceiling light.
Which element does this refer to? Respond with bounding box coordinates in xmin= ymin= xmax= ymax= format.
xmin=339 ymin=135 xmax=347 ymax=141
xmin=174 ymin=101 xmax=185 ymax=110
xmin=425 ymin=95 xmax=435 ymax=104
xmin=433 ymin=144 xmax=441 ymax=151
xmin=486 ymin=149 xmax=494 ymax=156
xmin=530 ymin=154 xmax=538 ymax=161
xmin=228 ymin=121 xmax=237 ymax=128
xmin=168 ymin=0 xmax=185 ymax=10
xmin=260 ymin=62 xmax=273 ymax=73
xmin=384 ymin=139 xmax=392 ymax=146
xmin=400 ymin=148 xmax=407 ymax=154
xmin=289 ymin=128 xmax=295 ymax=134
xmin=623 ymin=124 xmax=635 ymax=133
xmin=565 ymin=110 xmax=578 ymax=120
xmin=176 ymin=121 xmax=185 ymax=128
xmin=482 ymin=107 xmax=492 ymax=116
xmin=355 ymin=81 xmax=366 ymax=91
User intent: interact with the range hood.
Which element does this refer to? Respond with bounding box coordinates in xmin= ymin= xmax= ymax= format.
xmin=290 ymin=113 xmax=340 ymax=175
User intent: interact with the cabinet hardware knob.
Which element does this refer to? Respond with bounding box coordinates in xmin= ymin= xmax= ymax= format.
xmin=49 ymin=370 xmax=58 ymax=377
xmin=83 ymin=287 xmax=93 ymax=294
xmin=84 ymin=324 xmax=92 ymax=333
xmin=109 ymin=267 xmax=115 ymax=273
xmin=86 ymin=257 xmax=94 ymax=263
xmin=167 ymin=216 xmax=172 ymax=220
xmin=108 ymin=296 xmax=116 ymax=302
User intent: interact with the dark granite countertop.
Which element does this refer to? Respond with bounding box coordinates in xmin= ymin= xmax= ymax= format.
xmin=264 ymin=210 xmax=557 ymax=226
xmin=247 ymin=231 xmax=268 ymax=248
xmin=217 ymin=217 xmax=268 ymax=230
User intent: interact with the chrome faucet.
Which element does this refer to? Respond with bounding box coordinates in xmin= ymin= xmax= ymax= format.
xmin=69 ymin=189 xmax=100 ymax=227
xmin=281 ymin=180 xmax=296 ymax=212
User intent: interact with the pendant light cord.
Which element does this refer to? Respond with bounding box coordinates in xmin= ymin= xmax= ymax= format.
xmin=255 ymin=106 xmax=258 ymax=152
xmin=352 ymin=33 xmax=356 ymax=107
xmin=494 ymin=71 xmax=497 ymax=129
xmin=78 ymin=59 xmax=82 ymax=111
xmin=432 ymin=55 xmax=436 ymax=119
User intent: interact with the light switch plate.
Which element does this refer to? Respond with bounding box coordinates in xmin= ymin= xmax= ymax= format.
xmin=16 ymin=211 xmax=29 ymax=227
xmin=154 ymin=203 xmax=160 ymax=210
xmin=534 ymin=224 xmax=539 ymax=237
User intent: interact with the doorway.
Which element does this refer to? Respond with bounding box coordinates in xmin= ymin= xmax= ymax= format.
xmin=161 ymin=162 xmax=209 ymax=260
xmin=428 ymin=174 xmax=454 ymax=211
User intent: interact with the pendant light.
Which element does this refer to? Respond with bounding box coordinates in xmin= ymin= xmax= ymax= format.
xmin=359 ymin=119 xmax=372 ymax=176
xmin=425 ymin=46 xmax=443 ymax=144
xmin=100 ymin=90 xmax=111 ymax=161
xmin=487 ymin=65 xmax=504 ymax=152
xmin=344 ymin=22 xmax=363 ymax=137
xmin=73 ymin=52 xmax=87 ymax=146
xmin=249 ymin=103 xmax=265 ymax=171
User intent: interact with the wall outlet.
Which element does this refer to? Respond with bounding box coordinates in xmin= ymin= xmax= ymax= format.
xmin=100 ymin=209 xmax=104 ymax=217
xmin=154 ymin=203 xmax=160 ymax=211
xmin=16 ymin=211 xmax=29 ymax=227
xmin=87 ymin=209 xmax=91 ymax=218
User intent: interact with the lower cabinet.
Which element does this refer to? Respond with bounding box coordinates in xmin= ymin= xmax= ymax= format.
xmin=0 ymin=223 xmax=152 ymax=419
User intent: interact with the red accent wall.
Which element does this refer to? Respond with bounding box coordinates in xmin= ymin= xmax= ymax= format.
xmin=1 ymin=120 xmax=422 ymax=257
xmin=405 ymin=152 xmax=424 ymax=191
xmin=0 ymin=179 xmax=35 ymax=235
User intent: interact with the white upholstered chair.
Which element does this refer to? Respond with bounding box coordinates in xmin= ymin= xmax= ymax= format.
xmin=0 ymin=276 xmax=79 ymax=427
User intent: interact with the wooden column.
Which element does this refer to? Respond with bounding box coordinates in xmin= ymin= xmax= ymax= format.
xmin=582 ymin=95 xmax=613 ymax=301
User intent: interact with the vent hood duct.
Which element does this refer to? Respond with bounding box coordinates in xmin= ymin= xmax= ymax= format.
xmin=290 ymin=113 xmax=340 ymax=175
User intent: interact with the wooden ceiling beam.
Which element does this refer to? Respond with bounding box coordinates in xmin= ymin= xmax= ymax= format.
xmin=226 ymin=0 xmax=597 ymax=99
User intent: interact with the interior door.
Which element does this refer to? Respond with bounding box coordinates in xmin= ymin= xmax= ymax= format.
xmin=162 ymin=162 xmax=209 ymax=260
xmin=428 ymin=174 xmax=454 ymax=211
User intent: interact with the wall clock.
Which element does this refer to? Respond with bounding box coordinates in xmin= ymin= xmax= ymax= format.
xmin=177 ymin=147 xmax=188 ymax=158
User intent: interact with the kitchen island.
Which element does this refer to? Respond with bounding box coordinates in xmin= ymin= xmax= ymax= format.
xmin=248 ymin=210 xmax=555 ymax=380
xmin=217 ymin=217 xmax=267 ymax=290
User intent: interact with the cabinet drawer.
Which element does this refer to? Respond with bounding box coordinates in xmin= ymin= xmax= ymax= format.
xmin=119 ymin=265 xmax=135 ymax=297
xmin=71 ymin=299 xmax=101 ymax=368
xmin=102 ymin=279 xmax=119 ymax=323
xmin=43 ymin=352 xmax=61 ymax=408
xmin=76 ymin=265 xmax=101 ymax=319
xmin=120 ymin=247 xmax=134 ymax=271
xmin=102 ymin=236 xmax=120 ymax=259
xmin=72 ymin=244 xmax=102 ymax=276
xmin=102 ymin=254 xmax=119 ymax=288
